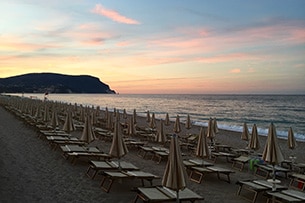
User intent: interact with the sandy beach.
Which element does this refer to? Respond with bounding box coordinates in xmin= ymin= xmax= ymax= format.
xmin=0 ymin=101 xmax=304 ymax=203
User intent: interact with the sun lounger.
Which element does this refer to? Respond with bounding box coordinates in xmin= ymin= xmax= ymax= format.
xmin=266 ymin=189 xmax=305 ymax=203
xmin=211 ymin=151 xmax=239 ymax=163
xmin=183 ymin=159 xmax=214 ymax=175
xmin=137 ymin=146 xmax=155 ymax=159
xmin=289 ymin=173 xmax=305 ymax=191
xmin=46 ymin=136 xmax=86 ymax=149
xmin=60 ymin=144 xmax=107 ymax=162
xmin=189 ymin=165 xmax=235 ymax=183
xmin=232 ymin=156 xmax=251 ymax=171
xmin=100 ymin=170 xmax=160 ymax=193
xmin=293 ymin=163 xmax=305 ymax=174
xmin=86 ymin=160 xmax=140 ymax=179
xmin=236 ymin=179 xmax=287 ymax=203
xmin=133 ymin=186 xmax=204 ymax=203
xmin=254 ymin=164 xmax=290 ymax=179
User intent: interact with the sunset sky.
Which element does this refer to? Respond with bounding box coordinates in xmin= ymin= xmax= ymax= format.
xmin=1 ymin=1 xmax=305 ymax=94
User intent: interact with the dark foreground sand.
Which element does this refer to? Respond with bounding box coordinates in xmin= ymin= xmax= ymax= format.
xmin=0 ymin=104 xmax=303 ymax=203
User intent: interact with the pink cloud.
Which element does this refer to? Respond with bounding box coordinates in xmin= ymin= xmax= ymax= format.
xmin=92 ymin=4 xmax=140 ymax=25
xmin=230 ymin=68 xmax=241 ymax=73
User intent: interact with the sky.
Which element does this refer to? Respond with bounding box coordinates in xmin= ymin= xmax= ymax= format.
xmin=1 ymin=0 xmax=305 ymax=94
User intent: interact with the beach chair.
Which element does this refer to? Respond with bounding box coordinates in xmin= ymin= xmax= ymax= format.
xmin=236 ymin=179 xmax=287 ymax=203
xmin=254 ymin=164 xmax=290 ymax=179
xmin=133 ymin=186 xmax=204 ymax=203
xmin=232 ymin=156 xmax=251 ymax=171
xmin=289 ymin=173 xmax=305 ymax=191
xmin=211 ymin=151 xmax=239 ymax=163
xmin=266 ymin=189 xmax=305 ymax=203
xmin=45 ymin=135 xmax=86 ymax=149
xmin=137 ymin=146 xmax=155 ymax=159
xmin=100 ymin=170 xmax=160 ymax=193
xmin=183 ymin=159 xmax=214 ymax=175
xmin=60 ymin=144 xmax=110 ymax=164
xmin=86 ymin=160 xmax=140 ymax=179
xmin=189 ymin=165 xmax=235 ymax=183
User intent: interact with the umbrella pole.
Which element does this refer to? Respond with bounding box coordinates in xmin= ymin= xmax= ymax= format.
xmin=118 ymin=157 xmax=121 ymax=170
xmin=272 ymin=164 xmax=276 ymax=192
xmin=176 ymin=190 xmax=179 ymax=203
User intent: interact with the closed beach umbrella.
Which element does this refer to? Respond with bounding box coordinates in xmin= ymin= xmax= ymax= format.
xmin=50 ymin=109 xmax=59 ymax=130
xmin=80 ymin=115 xmax=97 ymax=144
xmin=173 ymin=115 xmax=181 ymax=133
xmin=196 ymin=127 xmax=209 ymax=159
xmin=43 ymin=105 xmax=50 ymax=123
xmin=162 ymin=134 xmax=187 ymax=202
xmin=128 ymin=117 xmax=136 ymax=136
xmin=241 ymin=122 xmax=249 ymax=141
xmin=212 ymin=117 xmax=219 ymax=134
xmin=156 ymin=119 xmax=166 ymax=143
xmin=248 ymin=124 xmax=260 ymax=150
xmin=109 ymin=119 xmax=129 ymax=168
xmin=288 ymin=127 xmax=297 ymax=150
xmin=262 ymin=123 xmax=284 ymax=185
xmin=150 ymin=112 xmax=156 ymax=129
xmin=207 ymin=118 xmax=215 ymax=143
xmin=185 ymin=114 xmax=192 ymax=130
xmin=123 ymin=109 xmax=128 ymax=119
xmin=133 ymin=109 xmax=137 ymax=124
xmin=164 ymin=113 xmax=170 ymax=126
xmin=63 ymin=111 xmax=75 ymax=133
xmin=146 ymin=110 xmax=150 ymax=123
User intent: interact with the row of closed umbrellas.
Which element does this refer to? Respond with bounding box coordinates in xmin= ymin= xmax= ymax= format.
xmin=1 ymin=95 xmax=293 ymax=201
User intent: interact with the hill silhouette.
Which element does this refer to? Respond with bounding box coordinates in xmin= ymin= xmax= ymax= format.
xmin=0 ymin=73 xmax=116 ymax=94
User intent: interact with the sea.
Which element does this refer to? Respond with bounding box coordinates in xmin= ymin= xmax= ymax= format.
xmin=8 ymin=93 xmax=305 ymax=141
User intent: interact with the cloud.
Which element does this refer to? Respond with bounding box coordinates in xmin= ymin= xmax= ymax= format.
xmin=91 ymin=4 xmax=140 ymax=25
xmin=230 ymin=68 xmax=241 ymax=73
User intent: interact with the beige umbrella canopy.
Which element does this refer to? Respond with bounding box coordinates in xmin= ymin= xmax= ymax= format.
xmin=212 ymin=117 xmax=219 ymax=134
xmin=62 ymin=111 xmax=75 ymax=134
xmin=50 ymin=109 xmax=59 ymax=130
xmin=80 ymin=115 xmax=97 ymax=144
xmin=164 ymin=113 xmax=170 ymax=126
xmin=248 ymin=124 xmax=260 ymax=151
xmin=123 ymin=109 xmax=128 ymax=120
xmin=241 ymin=122 xmax=249 ymax=141
xmin=162 ymin=134 xmax=187 ymax=202
xmin=206 ymin=118 xmax=215 ymax=143
xmin=262 ymin=123 xmax=284 ymax=185
xmin=155 ymin=119 xmax=166 ymax=144
xmin=133 ymin=109 xmax=137 ymax=124
xmin=173 ymin=115 xmax=181 ymax=134
xmin=288 ymin=127 xmax=297 ymax=150
xmin=185 ymin=114 xmax=192 ymax=130
xmin=196 ymin=127 xmax=209 ymax=159
xmin=150 ymin=112 xmax=156 ymax=129
xmin=109 ymin=119 xmax=129 ymax=168
xmin=146 ymin=110 xmax=151 ymax=123
xmin=128 ymin=117 xmax=136 ymax=136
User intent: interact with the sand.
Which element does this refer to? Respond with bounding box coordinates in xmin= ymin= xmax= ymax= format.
xmin=0 ymin=101 xmax=304 ymax=203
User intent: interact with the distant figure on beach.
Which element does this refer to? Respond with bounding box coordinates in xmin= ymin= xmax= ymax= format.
xmin=44 ymin=92 xmax=49 ymax=101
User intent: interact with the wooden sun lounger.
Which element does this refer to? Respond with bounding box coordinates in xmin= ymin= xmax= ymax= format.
xmin=254 ymin=164 xmax=290 ymax=179
xmin=60 ymin=145 xmax=106 ymax=161
xmin=133 ymin=186 xmax=204 ymax=203
xmin=289 ymin=173 xmax=305 ymax=191
xmin=189 ymin=165 xmax=235 ymax=183
xmin=236 ymin=179 xmax=287 ymax=203
xmin=100 ymin=170 xmax=160 ymax=193
xmin=211 ymin=151 xmax=239 ymax=163
xmin=137 ymin=146 xmax=155 ymax=159
xmin=232 ymin=156 xmax=251 ymax=171
xmin=266 ymin=189 xmax=305 ymax=203
xmin=86 ymin=160 xmax=140 ymax=179
xmin=46 ymin=136 xmax=86 ymax=149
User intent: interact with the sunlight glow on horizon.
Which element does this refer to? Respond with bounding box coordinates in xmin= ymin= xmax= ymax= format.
xmin=0 ymin=1 xmax=305 ymax=94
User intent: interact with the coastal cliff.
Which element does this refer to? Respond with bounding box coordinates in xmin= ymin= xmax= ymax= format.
xmin=0 ymin=73 xmax=116 ymax=94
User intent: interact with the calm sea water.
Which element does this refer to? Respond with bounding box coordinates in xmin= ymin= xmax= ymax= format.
xmin=13 ymin=93 xmax=305 ymax=141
